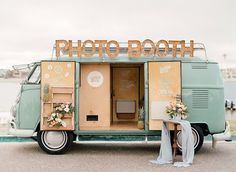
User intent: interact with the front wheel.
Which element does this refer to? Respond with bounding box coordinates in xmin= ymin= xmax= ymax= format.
xmin=176 ymin=125 xmax=204 ymax=153
xmin=37 ymin=131 xmax=73 ymax=154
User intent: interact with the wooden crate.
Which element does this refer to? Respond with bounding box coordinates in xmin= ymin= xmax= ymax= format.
xmin=41 ymin=87 xmax=74 ymax=130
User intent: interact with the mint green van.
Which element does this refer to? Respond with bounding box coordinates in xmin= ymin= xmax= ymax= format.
xmin=9 ymin=40 xmax=231 ymax=154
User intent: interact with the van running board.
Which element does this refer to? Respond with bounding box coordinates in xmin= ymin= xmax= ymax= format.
xmin=75 ymin=136 xmax=152 ymax=143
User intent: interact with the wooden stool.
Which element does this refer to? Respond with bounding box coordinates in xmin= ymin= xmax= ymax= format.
xmin=172 ymin=123 xmax=178 ymax=160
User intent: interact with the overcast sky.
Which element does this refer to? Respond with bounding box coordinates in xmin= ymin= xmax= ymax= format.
xmin=0 ymin=0 xmax=235 ymax=69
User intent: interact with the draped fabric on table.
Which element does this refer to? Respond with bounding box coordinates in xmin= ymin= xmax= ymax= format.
xmin=150 ymin=120 xmax=194 ymax=168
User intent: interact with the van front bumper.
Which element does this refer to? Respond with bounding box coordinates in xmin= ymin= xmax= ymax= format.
xmin=9 ymin=121 xmax=35 ymax=137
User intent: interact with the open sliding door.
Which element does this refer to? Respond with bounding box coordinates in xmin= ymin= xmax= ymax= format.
xmin=149 ymin=62 xmax=181 ymax=130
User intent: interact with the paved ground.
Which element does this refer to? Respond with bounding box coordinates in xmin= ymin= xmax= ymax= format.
xmin=0 ymin=141 xmax=235 ymax=172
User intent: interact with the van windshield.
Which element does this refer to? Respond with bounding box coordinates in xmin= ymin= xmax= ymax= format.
xmin=28 ymin=65 xmax=40 ymax=84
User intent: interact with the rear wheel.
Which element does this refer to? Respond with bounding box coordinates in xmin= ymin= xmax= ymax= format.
xmin=37 ymin=131 xmax=73 ymax=154
xmin=176 ymin=125 xmax=204 ymax=153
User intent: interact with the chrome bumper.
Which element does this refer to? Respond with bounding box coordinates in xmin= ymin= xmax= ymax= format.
xmin=9 ymin=120 xmax=35 ymax=137
xmin=212 ymin=121 xmax=232 ymax=148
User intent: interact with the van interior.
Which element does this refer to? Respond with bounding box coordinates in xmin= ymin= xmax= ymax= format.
xmin=79 ymin=63 xmax=144 ymax=131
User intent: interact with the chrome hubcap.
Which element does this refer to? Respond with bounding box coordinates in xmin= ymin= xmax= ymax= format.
xmin=42 ymin=131 xmax=67 ymax=150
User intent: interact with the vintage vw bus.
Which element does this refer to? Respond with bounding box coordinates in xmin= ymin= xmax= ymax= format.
xmin=9 ymin=39 xmax=231 ymax=154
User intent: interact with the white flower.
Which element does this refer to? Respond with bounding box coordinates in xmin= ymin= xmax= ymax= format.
xmin=47 ymin=116 xmax=53 ymax=121
xmin=61 ymin=121 xmax=67 ymax=127
xmin=64 ymin=107 xmax=70 ymax=113
xmin=51 ymin=113 xmax=56 ymax=117
xmin=55 ymin=118 xmax=62 ymax=122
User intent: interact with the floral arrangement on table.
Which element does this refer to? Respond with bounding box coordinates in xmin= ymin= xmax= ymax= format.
xmin=47 ymin=103 xmax=74 ymax=128
xmin=166 ymin=101 xmax=188 ymax=120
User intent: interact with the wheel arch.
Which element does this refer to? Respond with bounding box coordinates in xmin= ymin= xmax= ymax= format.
xmin=191 ymin=123 xmax=209 ymax=136
xmin=35 ymin=122 xmax=40 ymax=132
xmin=35 ymin=122 xmax=77 ymax=141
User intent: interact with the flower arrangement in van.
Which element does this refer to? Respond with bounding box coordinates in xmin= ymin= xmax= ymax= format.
xmin=137 ymin=106 xmax=145 ymax=129
xmin=47 ymin=103 xmax=74 ymax=128
xmin=166 ymin=101 xmax=188 ymax=120
xmin=54 ymin=103 xmax=74 ymax=115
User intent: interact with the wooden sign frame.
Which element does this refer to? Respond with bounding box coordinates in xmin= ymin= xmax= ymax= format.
xmin=148 ymin=61 xmax=182 ymax=130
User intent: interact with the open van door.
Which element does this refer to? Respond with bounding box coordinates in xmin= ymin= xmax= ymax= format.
xmin=40 ymin=61 xmax=75 ymax=131
xmin=149 ymin=62 xmax=181 ymax=130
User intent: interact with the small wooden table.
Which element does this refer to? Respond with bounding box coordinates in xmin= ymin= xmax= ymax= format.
xmin=162 ymin=120 xmax=180 ymax=159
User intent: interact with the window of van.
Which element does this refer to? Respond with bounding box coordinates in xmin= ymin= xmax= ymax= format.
xmin=28 ymin=65 xmax=40 ymax=84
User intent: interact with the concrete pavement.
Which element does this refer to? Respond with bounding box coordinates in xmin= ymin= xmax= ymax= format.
xmin=0 ymin=142 xmax=235 ymax=172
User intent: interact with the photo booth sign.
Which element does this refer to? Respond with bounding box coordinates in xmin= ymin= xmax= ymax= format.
xmin=55 ymin=39 xmax=194 ymax=58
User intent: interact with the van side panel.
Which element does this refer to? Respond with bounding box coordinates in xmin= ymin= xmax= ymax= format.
xmin=182 ymin=62 xmax=225 ymax=133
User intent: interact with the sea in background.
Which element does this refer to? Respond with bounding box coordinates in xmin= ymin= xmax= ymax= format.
xmin=0 ymin=79 xmax=21 ymax=134
xmin=224 ymin=81 xmax=236 ymax=100
xmin=0 ymin=79 xmax=21 ymax=112
xmin=0 ymin=79 xmax=236 ymax=134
